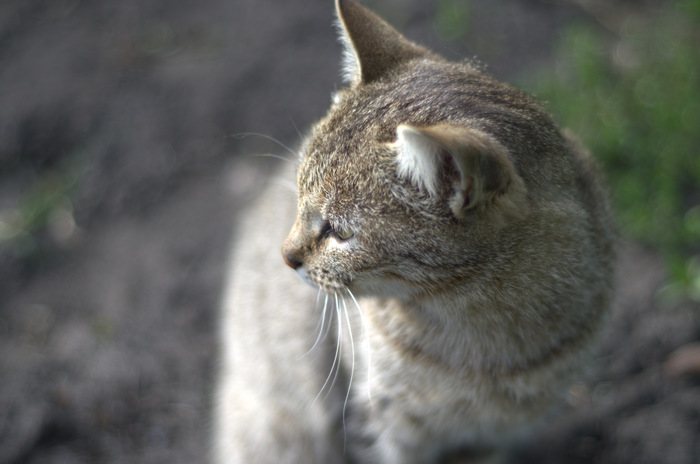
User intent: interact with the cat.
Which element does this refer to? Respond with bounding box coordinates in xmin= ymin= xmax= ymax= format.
xmin=213 ymin=0 xmax=616 ymax=463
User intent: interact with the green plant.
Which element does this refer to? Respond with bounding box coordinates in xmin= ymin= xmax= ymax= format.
xmin=523 ymin=1 xmax=700 ymax=299
xmin=0 ymin=155 xmax=83 ymax=268
xmin=434 ymin=0 xmax=470 ymax=41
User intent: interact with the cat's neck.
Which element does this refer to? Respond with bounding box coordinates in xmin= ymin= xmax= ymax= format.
xmin=361 ymin=293 xmax=497 ymax=372
xmin=361 ymin=288 xmax=573 ymax=376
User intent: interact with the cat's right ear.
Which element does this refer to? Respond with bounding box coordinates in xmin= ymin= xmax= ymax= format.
xmin=395 ymin=125 xmax=527 ymax=218
xmin=335 ymin=0 xmax=427 ymax=84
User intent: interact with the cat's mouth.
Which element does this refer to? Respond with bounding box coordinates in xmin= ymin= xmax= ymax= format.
xmin=293 ymin=259 xmax=421 ymax=299
xmin=296 ymin=266 xmax=355 ymax=296
xmin=295 ymin=267 xmax=318 ymax=289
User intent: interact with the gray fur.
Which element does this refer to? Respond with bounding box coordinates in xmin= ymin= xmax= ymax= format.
xmin=214 ymin=1 xmax=615 ymax=463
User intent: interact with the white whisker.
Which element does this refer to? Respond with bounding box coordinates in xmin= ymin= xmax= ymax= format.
xmin=250 ymin=153 xmax=296 ymax=164
xmin=266 ymin=177 xmax=297 ymax=194
xmin=326 ymin=294 xmax=344 ymax=399
xmin=312 ymin=288 xmax=324 ymax=328
xmin=321 ymin=293 xmax=335 ymax=342
xmin=313 ymin=294 xmax=343 ymax=406
xmin=289 ymin=118 xmax=306 ymax=147
xmin=341 ymin=297 xmax=355 ymax=450
xmin=348 ymin=289 xmax=372 ymax=401
xmin=303 ymin=290 xmax=328 ymax=358
xmin=230 ymin=132 xmax=298 ymax=160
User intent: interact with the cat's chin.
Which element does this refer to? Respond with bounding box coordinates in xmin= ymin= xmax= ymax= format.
xmin=294 ymin=268 xmax=318 ymax=290
xmin=349 ymin=275 xmax=424 ymax=299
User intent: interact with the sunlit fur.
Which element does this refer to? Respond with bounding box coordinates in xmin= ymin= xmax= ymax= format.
xmin=214 ymin=1 xmax=615 ymax=463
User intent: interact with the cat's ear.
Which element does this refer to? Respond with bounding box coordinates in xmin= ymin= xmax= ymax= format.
xmin=395 ymin=124 xmax=526 ymax=217
xmin=335 ymin=0 xmax=428 ymax=84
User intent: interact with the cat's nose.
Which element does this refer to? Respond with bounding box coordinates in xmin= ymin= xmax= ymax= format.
xmin=282 ymin=250 xmax=302 ymax=270
xmin=282 ymin=225 xmax=304 ymax=269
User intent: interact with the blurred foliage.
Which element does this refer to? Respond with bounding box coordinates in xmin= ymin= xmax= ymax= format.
xmin=0 ymin=155 xmax=83 ymax=271
xmin=434 ymin=0 xmax=471 ymax=41
xmin=524 ymin=0 xmax=700 ymax=300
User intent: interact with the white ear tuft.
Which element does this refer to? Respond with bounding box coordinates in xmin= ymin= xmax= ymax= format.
xmin=395 ymin=125 xmax=444 ymax=196
xmin=335 ymin=18 xmax=361 ymax=84
xmin=394 ymin=124 xmax=524 ymax=217
xmin=335 ymin=0 xmax=428 ymax=85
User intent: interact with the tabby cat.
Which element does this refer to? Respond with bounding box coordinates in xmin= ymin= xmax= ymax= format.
xmin=214 ymin=0 xmax=615 ymax=463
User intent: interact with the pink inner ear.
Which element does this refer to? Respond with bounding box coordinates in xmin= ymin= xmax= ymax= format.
xmin=440 ymin=149 xmax=461 ymax=183
xmin=440 ymin=149 xmax=470 ymax=204
xmin=463 ymin=177 xmax=473 ymax=207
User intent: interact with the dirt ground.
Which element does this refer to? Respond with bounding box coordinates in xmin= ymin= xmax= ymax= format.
xmin=1 ymin=0 xmax=698 ymax=463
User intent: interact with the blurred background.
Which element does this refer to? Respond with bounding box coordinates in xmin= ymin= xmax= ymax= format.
xmin=0 ymin=0 xmax=698 ymax=462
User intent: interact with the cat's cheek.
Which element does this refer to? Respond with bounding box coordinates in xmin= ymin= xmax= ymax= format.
xmin=328 ymin=235 xmax=359 ymax=253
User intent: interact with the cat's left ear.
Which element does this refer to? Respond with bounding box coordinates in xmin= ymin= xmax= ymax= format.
xmin=335 ymin=0 xmax=428 ymax=84
xmin=395 ymin=124 xmax=527 ymax=218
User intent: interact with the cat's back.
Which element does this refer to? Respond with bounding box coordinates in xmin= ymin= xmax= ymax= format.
xmin=213 ymin=161 xmax=345 ymax=464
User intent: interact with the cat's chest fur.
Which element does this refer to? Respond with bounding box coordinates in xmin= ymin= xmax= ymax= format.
xmin=214 ymin=1 xmax=615 ymax=463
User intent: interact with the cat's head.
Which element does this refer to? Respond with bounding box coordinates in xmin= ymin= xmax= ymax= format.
xmin=282 ymin=0 xmax=535 ymax=299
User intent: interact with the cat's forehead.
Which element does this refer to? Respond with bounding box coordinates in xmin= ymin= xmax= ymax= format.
xmin=298 ymin=137 xmax=387 ymax=194
xmin=296 ymin=124 xmax=399 ymax=217
xmin=299 ymin=92 xmax=402 ymax=166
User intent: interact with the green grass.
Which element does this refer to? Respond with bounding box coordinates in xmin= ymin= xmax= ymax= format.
xmin=523 ymin=1 xmax=700 ymax=300
xmin=434 ymin=0 xmax=471 ymax=41
xmin=0 ymin=153 xmax=84 ymax=271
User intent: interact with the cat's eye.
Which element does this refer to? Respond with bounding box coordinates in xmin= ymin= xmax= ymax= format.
xmin=335 ymin=226 xmax=354 ymax=240
xmin=321 ymin=221 xmax=354 ymax=241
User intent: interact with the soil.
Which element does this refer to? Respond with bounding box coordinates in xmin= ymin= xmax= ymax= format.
xmin=1 ymin=0 xmax=698 ymax=463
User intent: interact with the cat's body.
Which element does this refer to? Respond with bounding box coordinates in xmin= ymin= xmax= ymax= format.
xmin=214 ymin=1 xmax=615 ymax=463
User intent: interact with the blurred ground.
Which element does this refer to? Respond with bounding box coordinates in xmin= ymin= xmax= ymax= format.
xmin=0 ymin=0 xmax=698 ymax=463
